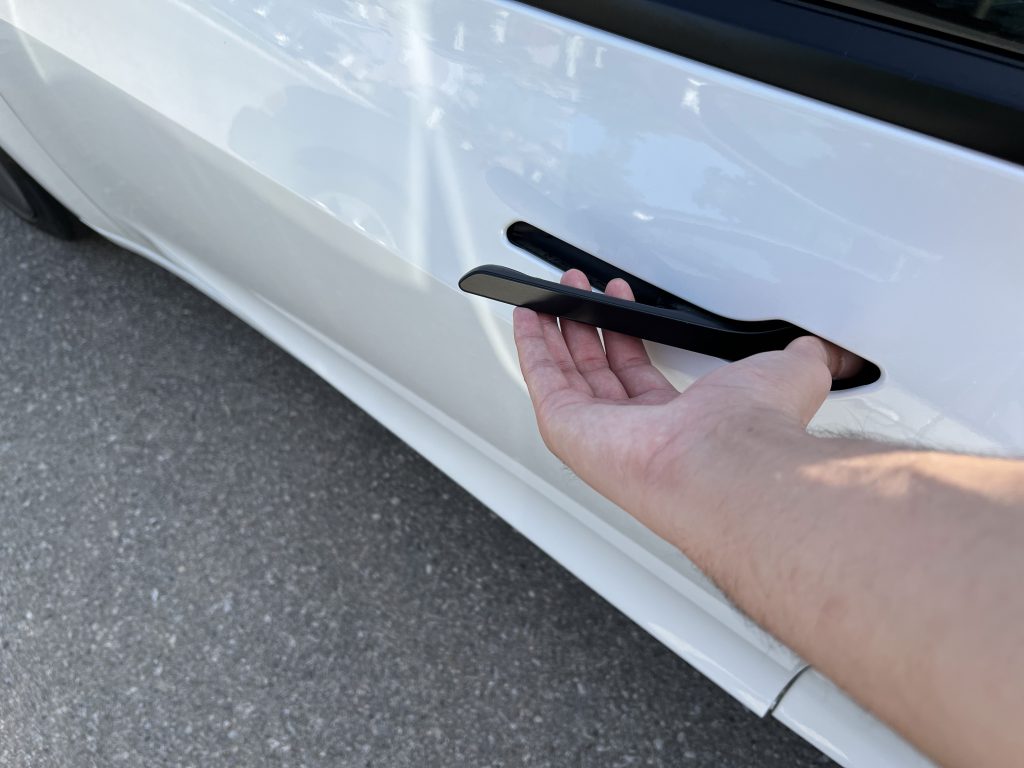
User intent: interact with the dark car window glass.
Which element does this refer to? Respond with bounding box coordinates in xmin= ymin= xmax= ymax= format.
xmin=818 ymin=0 xmax=1024 ymax=55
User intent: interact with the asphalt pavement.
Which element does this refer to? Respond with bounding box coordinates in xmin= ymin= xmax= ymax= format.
xmin=0 ymin=206 xmax=832 ymax=767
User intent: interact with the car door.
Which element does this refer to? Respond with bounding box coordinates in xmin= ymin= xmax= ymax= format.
xmin=2 ymin=1 xmax=1022 ymax=764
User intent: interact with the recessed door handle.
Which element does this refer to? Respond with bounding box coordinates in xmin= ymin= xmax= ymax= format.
xmin=459 ymin=264 xmax=879 ymax=390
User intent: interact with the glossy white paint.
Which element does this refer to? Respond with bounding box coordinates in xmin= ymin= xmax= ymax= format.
xmin=1 ymin=0 xmax=1020 ymax=763
xmin=773 ymin=670 xmax=937 ymax=768
xmin=0 ymin=94 xmax=125 ymax=238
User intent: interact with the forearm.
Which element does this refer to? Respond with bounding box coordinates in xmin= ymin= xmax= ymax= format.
xmin=660 ymin=417 xmax=1024 ymax=768
xmin=512 ymin=287 xmax=1021 ymax=765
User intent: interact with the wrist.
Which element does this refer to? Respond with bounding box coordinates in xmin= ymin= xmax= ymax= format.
xmin=660 ymin=407 xmax=816 ymax=548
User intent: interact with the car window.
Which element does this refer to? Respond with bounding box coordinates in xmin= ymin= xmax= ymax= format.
xmin=520 ymin=0 xmax=1024 ymax=164
xmin=819 ymin=1 xmax=1024 ymax=54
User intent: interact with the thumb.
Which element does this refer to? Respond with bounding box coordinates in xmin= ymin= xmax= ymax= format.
xmin=782 ymin=336 xmax=862 ymax=426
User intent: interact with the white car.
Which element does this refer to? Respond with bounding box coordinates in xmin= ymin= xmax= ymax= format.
xmin=2 ymin=1 xmax=1022 ymax=765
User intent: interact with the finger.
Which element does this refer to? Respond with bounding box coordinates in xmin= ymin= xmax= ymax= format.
xmin=782 ymin=336 xmax=846 ymax=425
xmin=513 ymin=307 xmax=575 ymax=409
xmin=824 ymin=340 xmax=865 ymax=381
xmin=537 ymin=306 xmax=592 ymax=396
xmin=558 ymin=270 xmax=628 ymax=400
xmin=786 ymin=336 xmax=865 ymax=380
xmin=514 ymin=305 xmax=591 ymax=404
xmin=602 ymin=278 xmax=675 ymax=398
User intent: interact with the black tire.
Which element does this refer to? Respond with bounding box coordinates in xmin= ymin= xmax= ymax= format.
xmin=0 ymin=148 xmax=81 ymax=240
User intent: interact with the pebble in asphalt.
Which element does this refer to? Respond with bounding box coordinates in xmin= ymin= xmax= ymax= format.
xmin=0 ymin=206 xmax=833 ymax=767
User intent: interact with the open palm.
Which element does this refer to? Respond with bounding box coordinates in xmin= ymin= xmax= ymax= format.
xmin=512 ymin=269 xmax=859 ymax=539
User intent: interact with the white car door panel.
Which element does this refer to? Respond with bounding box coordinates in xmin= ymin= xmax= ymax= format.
xmin=2 ymin=1 xmax=1021 ymax=764
xmin=0 ymin=0 xmax=809 ymax=713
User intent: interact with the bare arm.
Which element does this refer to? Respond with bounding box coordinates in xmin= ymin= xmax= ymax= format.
xmin=513 ymin=270 xmax=1024 ymax=768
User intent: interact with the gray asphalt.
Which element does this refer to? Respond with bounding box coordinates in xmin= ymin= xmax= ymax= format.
xmin=0 ymin=206 xmax=832 ymax=767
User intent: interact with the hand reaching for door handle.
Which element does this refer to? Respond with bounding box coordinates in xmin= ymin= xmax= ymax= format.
xmin=513 ymin=269 xmax=1024 ymax=768
xmin=512 ymin=269 xmax=861 ymax=544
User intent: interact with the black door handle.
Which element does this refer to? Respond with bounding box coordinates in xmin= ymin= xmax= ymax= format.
xmin=459 ymin=264 xmax=880 ymax=390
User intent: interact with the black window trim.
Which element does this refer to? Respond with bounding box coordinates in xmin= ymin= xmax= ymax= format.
xmin=512 ymin=0 xmax=1024 ymax=167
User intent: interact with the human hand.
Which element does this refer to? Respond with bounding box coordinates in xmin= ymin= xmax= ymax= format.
xmin=517 ymin=272 xmax=1024 ymax=768
xmin=512 ymin=269 xmax=863 ymax=541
